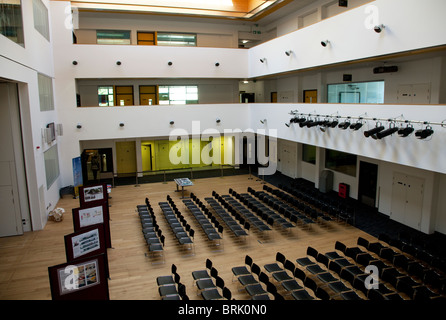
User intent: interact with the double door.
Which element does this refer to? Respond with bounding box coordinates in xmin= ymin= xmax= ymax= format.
xmin=390 ymin=172 xmax=424 ymax=230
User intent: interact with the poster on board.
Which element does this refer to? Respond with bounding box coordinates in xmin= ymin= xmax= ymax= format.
xmin=64 ymin=226 xmax=109 ymax=279
xmin=79 ymin=183 xmax=108 ymax=207
xmin=48 ymin=254 xmax=109 ymax=300
xmin=72 ymin=202 xmax=111 ymax=248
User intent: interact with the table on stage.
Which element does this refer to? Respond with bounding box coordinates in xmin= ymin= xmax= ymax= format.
xmin=174 ymin=178 xmax=194 ymax=198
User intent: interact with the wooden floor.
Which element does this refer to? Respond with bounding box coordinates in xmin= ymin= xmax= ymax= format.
xmin=0 ymin=175 xmax=386 ymax=300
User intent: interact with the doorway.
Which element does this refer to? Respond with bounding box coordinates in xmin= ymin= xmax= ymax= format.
xmin=115 ymin=86 xmax=134 ymax=106
xmin=271 ymin=92 xmax=277 ymax=103
xmin=304 ymin=89 xmax=318 ymax=103
xmin=0 ymin=82 xmax=27 ymax=237
xmin=240 ymin=92 xmax=255 ymax=103
xmin=137 ymin=31 xmax=156 ymax=45
xmin=139 ymin=85 xmax=158 ymax=105
xmin=358 ymin=161 xmax=378 ymax=207
xmin=116 ymin=141 xmax=137 ymax=176
xmin=390 ymin=173 xmax=424 ymax=231
xmin=81 ymin=148 xmax=114 ymax=184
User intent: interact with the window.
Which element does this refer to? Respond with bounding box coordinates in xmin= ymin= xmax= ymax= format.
xmin=0 ymin=0 xmax=24 ymax=46
xmin=325 ymin=149 xmax=357 ymax=177
xmin=97 ymin=30 xmax=131 ymax=45
xmin=44 ymin=144 xmax=60 ymax=189
xmin=33 ymin=0 xmax=50 ymax=41
xmin=302 ymin=144 xmax=316 ymax=164
xmin=157 ymin=32 xmax=196 ymax=47
xmin=327 ymin=81 xmax=384 ymax=104
xmin=98 ymin=86 xmax=114 ymax=106
xmin=38 ymin=73 xmax=54 ymax=111
xmin=159 ymin=86 xmax=198 ymax=105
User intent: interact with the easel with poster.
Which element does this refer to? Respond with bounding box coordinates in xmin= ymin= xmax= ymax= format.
xmin=64 ymin=225 xmax=109 ymax=279
xmin=48 ymin=253 xmax=109 ymax=300
xmin=48 ymin=183 xmax=112 ymax=300
xmin=72 ymin=201 xmax=112 ymax=249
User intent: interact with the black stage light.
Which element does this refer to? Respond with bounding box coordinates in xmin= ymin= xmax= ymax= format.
xmin=398 ymin=126 xmax=414 ymax=137
xmin=415 ymin=127 xmax=434 ymax=139
xmin=350 ymin=122 xmax=363 ymax=131
xmin=364 ymin=125 xmax=385 ymax=138
xmin=338 ymin=121 xmax=350 ymax=130
xmin=299 ymin=119 xmax=311 ymax=127
xmin=376 ymin=126 xmax=399 ymax=139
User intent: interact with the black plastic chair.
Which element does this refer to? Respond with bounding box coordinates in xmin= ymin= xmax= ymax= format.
xmin=192 ymin=259 xmax=213 ymax=281
xmin=270 ymin=259 xmax=293 ymax=281
xmin=245 ymin=272 xmax=270 ymax=297
xmin=232 ymin=255 xmax=253 ymax=280
xmin=156 ymin=264 xmax=177 ymax=286
xmin=201 ymin=277 xmax=225 ymax=300
xmin=264 ymin=252 xmax=286 ymax=273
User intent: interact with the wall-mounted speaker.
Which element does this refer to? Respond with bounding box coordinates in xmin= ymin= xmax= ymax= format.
xmin=373 ymin=66 xmax=398 ymax=74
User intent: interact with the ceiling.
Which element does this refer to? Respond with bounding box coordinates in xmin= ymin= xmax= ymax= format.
xmin=67 ymin=0 xmax=298 ymax=21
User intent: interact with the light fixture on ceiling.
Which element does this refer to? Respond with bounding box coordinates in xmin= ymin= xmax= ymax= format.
xmin=216 ymin=118 xmax=221 ymax=124
xmin=168 ymin=61 xmax=173 ymax=66
xmin=364 ymin=122 xmax=385 ymax=138
xmin=398 ymin=123 xmax=415 ymax=137
xmin=215 ymin=62 xmax=220 ymax=67
xmin=415 ymin=125 xmax=434 ymax=139
xmin=321 ymin=40 xmax=330 ymax=47
xmin=72 ymin=61 xmax=78 ymax=65
xmin=119 ymin=122 xmax=125 ymax=127
xmin=338 ymin=117 xmax=351 ymax=130
xmin=116 ymin=61 xmax=122 ymax=65
xmin=374 ymin=24 xmax=385 ymax=33
xmin=376 ymin=123 xmax=399 ymax=139
xmin=170 ymin=120 xmax=175 ymax=125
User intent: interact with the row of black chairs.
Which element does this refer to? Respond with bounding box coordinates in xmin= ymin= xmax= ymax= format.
xmin=138 ymin=198 xmax=165 ymax=263
xmin=250 ymin=187 xmax=316 ymax=229
xmin=205 ymin=195 xmax=250 ymax=239
xmin=157 ymin=264 xmax=188 ymax=300
xmin=350 ymin=236 xmax=446 ymax=299
xmin=236 ymin=188 xmax=295 ymax=231
xmin=159 ymin=196 xmax=195 ymax=254
xmin=183 ymin=195 xmax=223 ymax=246
xmin=277 ymin=183 xmax=355 ymax=225
xmin=212 ymin=191 xmax=271 ymax=233
xmin=263 ymin=185 xmax=340 ymax=225
xmin=232 ymin=255 xmax=283 ymax=300
xmin=300 ymin=244 xmax=402 ymax=300
xmin=191 ymin=260 xmax=232 ymax=300
xmin=381 ymin=232 xmax=446 ymax=275
xmin=325 ymin=239 xmax=445 ymax=300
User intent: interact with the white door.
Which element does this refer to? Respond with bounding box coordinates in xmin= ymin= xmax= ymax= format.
xmin=0 ymin=83 xmax=24 ymax=237
xmin=404 ymin=175 xmax=424 ymax=230
xmin=390 ymin=172 xmax=424 ymax=231
xmin=280 ymin=141 xmax=297 ymax=178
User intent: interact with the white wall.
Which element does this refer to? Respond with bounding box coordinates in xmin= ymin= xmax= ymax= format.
xmin=75 ymin=11 xmax=244 ymax=48
xmin=249 ymin=0 xmax=446 ymax=78
xmin=0 ymin=0 xmax=59 ymax=231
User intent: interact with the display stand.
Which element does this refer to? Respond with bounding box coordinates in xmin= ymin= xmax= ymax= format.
xmin=48 ymin=253 xmax=109 ymax=300
xmin=64 ymin=225 xmax=109 ymax=279
xmin=174 ymin=177 xmax=194 ymax=199
xmin=72 ymin=202 xmax=112 ymax=249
